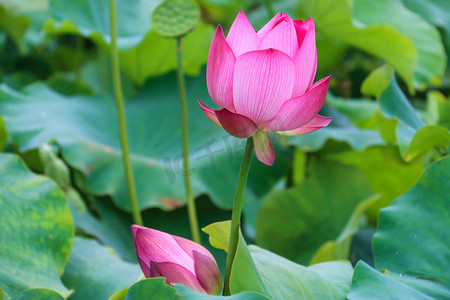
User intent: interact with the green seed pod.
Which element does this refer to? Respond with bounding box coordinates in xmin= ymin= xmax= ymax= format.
xmin=39 ymin=144 xmax=70 ymax=189
xmin=65 ymin=187 xmax=87 ymax=213
xmin=152 ymin=0 xmax=200 ymax=38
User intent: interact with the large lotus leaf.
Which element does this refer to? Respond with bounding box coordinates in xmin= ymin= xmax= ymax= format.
xmin=426 ymin=91 xmax=450 ymax=129
xmin=286 ymin=127 xmax=384 ymax=153
xmin=114 ymin=278 xmax=269 ymax=300
xmin=326 ymin=95 xmax=377 ymax=127
xmin=119 ymin=23 xmax=214 ymax=85
xmin=11 ymin=289 xmax=65 ymax=300
xmin=328 ymin=146 xmax=423 ymax=214
xmin=348 ymin=261 xmax=450 ymax=300
xmin=299 ymin=0 xmax=417 ymax=91
xmin=353 ymin=0 xmax=445 ymax=88
xmin=0 ymin=153 xmax=74 ymax=298
xmin=402 ymin=125 xmax=449 ymax=161
xmin=62 ymin=237 xmax=141 ymax=300
xmin=362 ymin=65 xmax=449 ymax=158
xmin=79 ymin=56 xmax=138 ymax=101
xmin=310 ymin=195 xmax=379 ymax=264
xmin=175 ymin=284 xmax=270 ymax=300
xmin=373 ymin=156 xmax=450 ymax=287
xmin=379 ymin=77 xmax=424 ymax=131
xmin=204 ymin=221 xmax=353 ymax=299
xmin=286 ymin=100 xmax=384 ymax=152
xmin=124 ymin=278 xmax=179 ymax=300
xmin=0 ymin=74 xmax=289 ymax=212
xmin=403 ymin=0 xmax=450 ymax=33
xmin=255 ymin=157 xmax=371 ymax=265
xmin=46 ymin=0 xmax=159 ymax=49
xmin=246 ymin=246 xmax=353 ymax=300
xmin=378 ymin=76 xmax=449 ymax=160
xmin=402 ymin=0 xmax=450 ymax=64
xmin=45 ymin=0 xmax=212 ymax=82
xmin=361 ymin=64 xmax=394 ymax=98
xmin=69 ymin=198 xmax=137 ymax=262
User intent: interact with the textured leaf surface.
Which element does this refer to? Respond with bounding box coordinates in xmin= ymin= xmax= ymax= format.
xmin=373 ymin=156 xmax=450 ymax=287
xmin=0 ymin=154 xmax=74 ymax=298
xmin=69 ymin=199 xmax=136 ymax=262
xmin=348 ymin=261 xmax=450 ymax=300
xmin=125 ymin=278 xmax=179 ymax=300
xmin=62 ymin=237 xmax=141 ymax=300
xmin=175 ymin=284 xmax=269 ymax=299
xmin=11 ymin=289 xmax=65 ymax=300
xmin=0 ymin=76 xmax=289 ymax=212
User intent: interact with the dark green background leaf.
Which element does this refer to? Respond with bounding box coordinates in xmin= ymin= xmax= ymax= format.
xmin=256 ymin=158 xmax=371 ymax=264
xmin=47 ymin=0 xmax=156 ymax=49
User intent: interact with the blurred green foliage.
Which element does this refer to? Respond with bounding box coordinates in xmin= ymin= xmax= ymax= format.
xmin=0 ymin=0 xmax=448 ymax=299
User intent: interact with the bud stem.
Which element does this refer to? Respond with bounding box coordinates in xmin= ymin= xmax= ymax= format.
xmin=176 ymin=37 xmax=201 ymax=244
xmin=223 ymin=138 xmax=254 ymax=295
xmin=109 ymin=0 xmax=143 ymax=225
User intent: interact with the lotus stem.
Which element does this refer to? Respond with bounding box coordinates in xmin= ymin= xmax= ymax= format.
xmin=109 ymin=0 xmax=143 ymax=225
xmin=176 ymin=37 xmax=201 ymax=244
xmin=223 ymin=138 xmax=254 ymax=295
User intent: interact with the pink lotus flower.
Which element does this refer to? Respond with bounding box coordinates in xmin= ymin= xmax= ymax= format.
xmin=131 ymin=225 xmax=222 ymax=295
xmin=198 ymin=11 xmax=332 ymax=166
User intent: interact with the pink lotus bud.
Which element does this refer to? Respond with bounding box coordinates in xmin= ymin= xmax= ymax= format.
xmin=199 ymin=11 xmax=332 ymax=166
xmin=131 ymin=225 xmax=222 ymax=295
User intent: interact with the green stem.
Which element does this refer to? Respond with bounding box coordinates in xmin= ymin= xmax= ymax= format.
xmin=109 ymin=0 xmax=143 ymax=226
xmin=264 ymin=0 xmax=275 ymax=18
xmin=223 ymin=138 xmax=254 ymax=296
xmin=176 ymin=37 xmax=201 ymax=244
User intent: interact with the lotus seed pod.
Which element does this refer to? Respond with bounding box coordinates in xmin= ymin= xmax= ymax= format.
xmin=152 ymin=0 xmax=200 ymax=38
